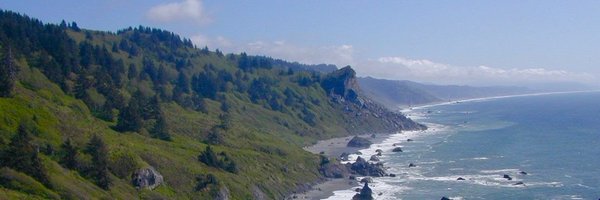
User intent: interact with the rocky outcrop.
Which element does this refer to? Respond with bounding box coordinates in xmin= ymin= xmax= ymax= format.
xmin=215 ymin=186 xmax=230 ymax=200
xmin=352 ymin=182 xmax=374 ymax=200
xmin=321 ymin=66 xmax=427 ymax=134
xmin=252 ymin=186 xmax=267 ymax=200
xmin=340 ymin=152 xmax=351 ymax=161
xmin=392 ymin=147 xmax=403 ymax=152
xmin=360 ymin=177 xmax=373 ymax=183
xmin=369 ymin=155 xmax=380 ymax=162
xmin=347 ymin=136 xmax=372 ymax=147
xmin=503 ymin=174 xmax=512 ymax=180
xmin=319 ymin=160 xmax=349 ymax=178
xmin=131 ymin=167 xmax=164 ymax=190
xmin=347 ymin=156 xmax=387 ymax=177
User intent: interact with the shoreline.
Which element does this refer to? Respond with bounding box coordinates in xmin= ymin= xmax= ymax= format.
xmin=293 ymin=133 xmax=397 ymax=200
xmin=399 ymin=90 xmax=600 ymax=113
xmin=295 ymin=130 xmax=426 ymax=200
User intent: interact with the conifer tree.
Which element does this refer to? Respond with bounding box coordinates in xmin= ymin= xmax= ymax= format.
xmin=60 ymin=139 xmax=78 ymax=170
xmin=0 ymin=47 xmax=17 ymax=97
xmin=151 ymin=112 xmax=172 ymax=141
xmin=86 ymin=135 xmax=111 ymax=190
xmin=3 ymin=122 xmax=51 ymax=187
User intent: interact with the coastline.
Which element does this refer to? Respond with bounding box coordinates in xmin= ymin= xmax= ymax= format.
xmin=399 ymin=90 xmax=600 ymax=113
xmin=296 ymin=90 xmax=600 ymax=199
xmin=293 ymin=133 xmax=397 ymax=200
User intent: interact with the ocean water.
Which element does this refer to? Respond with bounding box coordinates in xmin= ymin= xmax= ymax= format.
xmin=325 ymin=92 xmax=600 ymax=200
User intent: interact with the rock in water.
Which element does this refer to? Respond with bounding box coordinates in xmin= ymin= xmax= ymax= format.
xmin=347 ymin=156 xmax=387 ymax=177
xmin=503 ymin=174 xmax=512 ymax=180
xmin=456 ymin=177 xmax=465 ymax=181
xmin=441 ymin=197 xmax=451 ymax=200
xmin=360 ymin=177 xmax=373 ymax=183
xmin=340 ymin=152 xmax=351 ymax=161
xmin=519 ymin=171 xmax=528 ymax=175
xmin=408 ymin=163 xmax=417 ymax=168
xmin=132 ymin=167 xmax=164 ymax=190
xmin=347 ymin=136 xmax=373 ymax=147
xmin=392 ymin=147 xmax=403 ymax=152
xmin=369 ymin=155 xmax=380 ymax=162
xmin=352 ymin=182 xmax=374 ymax=200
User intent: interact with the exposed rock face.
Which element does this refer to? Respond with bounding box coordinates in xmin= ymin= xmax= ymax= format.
xmin=252 ymin=186 xmax=267 ymax=200
xmin=392 ymin=147 xmax=403 ymax=152
xmin=347 ymin=136 xmax=372 ymax=147
xmin=347 ymin=156 xmax=387 ymax=177
xmin=352 ymin=182 xmax=374 ymax=200
xmin=319 ymin=160 xmax=349 ymax=178
xmin=321 ymin=66 xmax=427 ymax=134
xmin=132 ymin=167 xmax=164 ymax=190
xmin=215 ymin=186 xmax=230 ymax=200
xmin=503 ymin=174 xmax=512 ymax=180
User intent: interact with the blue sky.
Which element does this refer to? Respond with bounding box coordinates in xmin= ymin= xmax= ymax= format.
xmin=2 ymin=0 xmax=599 ymax=87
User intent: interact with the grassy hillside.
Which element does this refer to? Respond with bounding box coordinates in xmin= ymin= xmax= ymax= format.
xmin=0 ymin=10 xmax=422 ymax=199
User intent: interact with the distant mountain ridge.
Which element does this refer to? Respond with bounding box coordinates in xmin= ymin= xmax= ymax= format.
xmin=358 ymin=77 xmax=533 ymax=109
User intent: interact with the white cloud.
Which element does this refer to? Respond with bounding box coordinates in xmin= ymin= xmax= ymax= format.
xmin=190 ymin=35 xmax=354 ymax=67
xmin=187 ymin=34 xmax=596 ymax=87
xmin=146 ymin=0 xmax=210 ymax=24
xmin=356 ymin=56 xmax=596 ymax=86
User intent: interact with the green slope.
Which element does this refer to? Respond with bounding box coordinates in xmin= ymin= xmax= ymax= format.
xmin=0 ymin=9 xmax=422 ymax=199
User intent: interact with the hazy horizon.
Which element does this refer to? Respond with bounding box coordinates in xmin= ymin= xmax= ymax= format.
xmin=3 ymin=0 xmax=599 ymax=88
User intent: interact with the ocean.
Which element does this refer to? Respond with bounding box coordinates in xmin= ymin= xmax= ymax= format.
xmin=325 ymin=91 xmax=600 ymax=200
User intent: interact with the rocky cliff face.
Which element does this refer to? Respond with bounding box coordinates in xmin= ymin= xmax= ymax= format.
xmin=321 ymin=66 xmax=426 ymax=133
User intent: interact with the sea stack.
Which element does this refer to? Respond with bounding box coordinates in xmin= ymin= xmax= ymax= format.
xmin=352 ymin=182 xmax=374 ymax=200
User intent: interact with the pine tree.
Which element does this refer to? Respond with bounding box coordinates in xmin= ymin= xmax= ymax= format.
xmin=0 ymin=47 xmax=17 ymax=97
xmin=151 ymin=112 xmax=172 ymax=141
xmin=3 ymin=122 xmax=52 ymax=187
xmin=86 ymin=135 xmax=111 ymax=190
xmin=60 ymin=139 xmax=78 ymax=170
xmin=198 ymin=146 xmax=219 ymax=167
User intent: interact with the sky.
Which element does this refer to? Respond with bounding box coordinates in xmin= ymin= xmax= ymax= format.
xmin=2 ymin=0 xmax=600 ymax=87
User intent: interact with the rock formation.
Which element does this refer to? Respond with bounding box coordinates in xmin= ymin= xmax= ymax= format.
xmin=131 ymin=166 xmax=164 ymax=190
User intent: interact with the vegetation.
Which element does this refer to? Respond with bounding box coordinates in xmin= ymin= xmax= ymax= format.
xmin=0 ymin=9 xmax=420 ymax=199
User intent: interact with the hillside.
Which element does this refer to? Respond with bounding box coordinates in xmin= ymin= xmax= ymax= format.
xmin=0 ymin=10 xmax=423 ymax=199
xmin=358 ymin=77 xmax=533 ymax=109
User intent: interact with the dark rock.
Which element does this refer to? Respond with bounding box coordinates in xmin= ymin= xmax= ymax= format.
xmin=378 ymin=192 xmax=383 ymax=196
xmin=407 ymin=139 xmax=413 ymax=142
xmin=349 ymin=175 xmax=357 ymax=180
xmin=360 ymin=177 xmax=373 ymax=183
xmin=352 ymin=182 xmax=374 ymax=200
xmin=369 ymin=155 xmax=380 ymax=162
xmin=456 ymin=177 xmax=465 ymax=181
xmin=389 ymin=173 xmax=396 ymax=177
xmin=319 ymin=160 xmax=349 ymax=178
xmin=375 ymin=149 xmax=383 ymax=153
xmin=355 ymin=151 xmax=363 ymax=155
xmin=371 ymin=134 xmax=377 ymax=138
xmin=376 ymin=151 xmax=382 ymax=156
xmin=347 ymin=156 xmax=387 ymax=177
xmin=503 ymin=174 xmax=512 ymax=180
xmin=347 ymin=136 xmax=373 ymax=148
xmin=355 ymin=187 xmax=361 ymax=192
xmin=340 ymin=152 xmax=351 ymax=161
xmin=408 ymin=163 xmax=417 ymax=168
xmin=519 ymin=171 xmax=528 ymax=175
xmin=514 ymin=181 xmax=524 ymax=185
xmin=441 ymin=197 xmax=451 ymax=200
xmin=132 ymin=166 xmax=164 ymax=190
xmin=392 ymin=147 xmax=403 ymax=152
